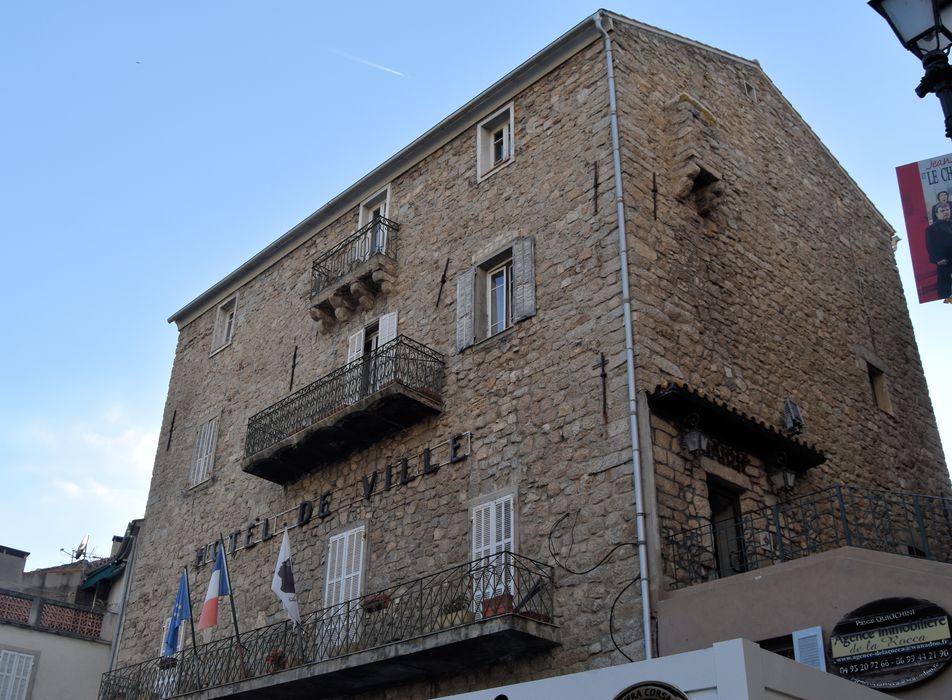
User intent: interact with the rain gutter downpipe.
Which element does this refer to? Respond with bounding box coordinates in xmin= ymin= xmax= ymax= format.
xmin=594 ymin=11 xmax=654 ymax=660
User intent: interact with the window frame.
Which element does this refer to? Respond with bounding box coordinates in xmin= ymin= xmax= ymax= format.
xmin=189 ymin=415 xmax=219 ymax=487
xmin=210 ymin=294 xmax=238 ymax=355
xmin=456 ymin=237 xmax=535 ymax=352
xmin=476 ymin=103 xmax=514 ymax=182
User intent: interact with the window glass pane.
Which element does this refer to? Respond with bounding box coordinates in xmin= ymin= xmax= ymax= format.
xmin=490 ymin=269 xmax=506 ymax=334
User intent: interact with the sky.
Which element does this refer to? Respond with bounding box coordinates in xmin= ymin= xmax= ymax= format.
xmin=1 ymin=2 xmax=949 ymax=570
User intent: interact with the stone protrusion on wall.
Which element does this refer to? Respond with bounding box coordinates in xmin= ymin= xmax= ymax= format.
xmin=666 ymin=93 xmax=724 ymax=218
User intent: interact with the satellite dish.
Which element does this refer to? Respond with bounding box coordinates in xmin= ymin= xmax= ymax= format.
xmin=74 ymin=534 xmax=89 ymax=561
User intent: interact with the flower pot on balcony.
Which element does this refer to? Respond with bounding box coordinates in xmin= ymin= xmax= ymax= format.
xmin=158 ymin=656 xmax=178 ymax=670
xmin=437 ymin=609 xmax=475 ymax=629
xmin=265 ymin=648 xmax=288 ymax=674
xmin=481 ymin=593 xmax=514 ymax=618
xmin=361 ymin=592 xmax=391 ymax=613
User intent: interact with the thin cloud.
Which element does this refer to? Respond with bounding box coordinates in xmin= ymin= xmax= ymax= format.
xmin=330 ymin=49 xmax=404 ymax=77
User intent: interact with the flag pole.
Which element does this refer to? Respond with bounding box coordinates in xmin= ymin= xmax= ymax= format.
xmin=183 ymin=566 xmax=204 ymax=688
xmin=218 ymin=534 xmax=247 ymax=678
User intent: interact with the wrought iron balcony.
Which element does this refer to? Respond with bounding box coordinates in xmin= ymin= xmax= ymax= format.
xmin=243 ymin=335 xmax=443 ymax=483
xmin=309 ymin=217 xmax=399 ymax=330
xmin=98 ymin=553 xmax=557 ymax=700
xmin=666 ymin=485 xmax=952 ymax=590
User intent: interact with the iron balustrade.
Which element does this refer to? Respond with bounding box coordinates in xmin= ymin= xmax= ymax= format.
xmin=312 ymin=216 xmax=399 ymax=295
xmin=99 ymin=552 xmax=553 ymax=700
xmin=666 ymin=484 xmax=952 ymax=590
xmin=244 ymin=335 xmax=444 ymax=458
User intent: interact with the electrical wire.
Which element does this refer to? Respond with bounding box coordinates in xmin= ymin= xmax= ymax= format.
xmin=547 ymin=510 xmax=641 ymax=660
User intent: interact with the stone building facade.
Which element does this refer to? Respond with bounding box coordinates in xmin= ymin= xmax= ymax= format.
xmin=107 ymin=11 xmax=951 ymax=700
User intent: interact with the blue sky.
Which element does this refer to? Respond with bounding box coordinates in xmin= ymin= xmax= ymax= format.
xmin=1 ymin=2 xmax=949 ymax=570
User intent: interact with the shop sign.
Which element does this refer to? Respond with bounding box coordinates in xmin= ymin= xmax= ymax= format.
xmin=830 ymin=597 xmax=952 ymax=690
xmin=613 ymin=682 xmax=689 ymax=700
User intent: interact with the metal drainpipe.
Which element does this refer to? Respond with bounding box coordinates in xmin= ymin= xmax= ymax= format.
xmin=593 ymin=11 xmax=654 ymax=660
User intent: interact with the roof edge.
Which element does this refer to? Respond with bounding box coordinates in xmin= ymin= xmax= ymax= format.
xmin=168 ymin=11 xmax=608 ymax=328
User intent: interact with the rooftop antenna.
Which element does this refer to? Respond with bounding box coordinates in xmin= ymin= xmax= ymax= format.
xmin=60 ymin=534 xmax=90 ymax=562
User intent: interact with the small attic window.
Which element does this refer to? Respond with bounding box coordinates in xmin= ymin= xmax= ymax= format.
xmin=743 ymin=80 xmax=757 ymax=101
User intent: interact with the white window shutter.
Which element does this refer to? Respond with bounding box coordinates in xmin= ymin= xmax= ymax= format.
xmin=494 ymin=496 xmax=514 ymax=553
xmin=347 ymin=328 xmax=365 ymax=364
xmin=456 ymin=267 xmax=476 ymax=352
xmin=511 ymin=237 xmax=536 ymax=322
xmin=377 ymin=311 xmax=398 ymax=346
xmin=793 ymin=626 xmax=826 ymax=672
xmin=472 ymin=502 xmax=492 ymax=561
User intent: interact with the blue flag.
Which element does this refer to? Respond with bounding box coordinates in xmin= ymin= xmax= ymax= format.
xmin=162 ymin=571 xmax=192 ymax=657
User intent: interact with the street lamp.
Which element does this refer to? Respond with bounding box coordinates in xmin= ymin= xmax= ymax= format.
xmin=869 ymin=0 xmax=952 ymax=138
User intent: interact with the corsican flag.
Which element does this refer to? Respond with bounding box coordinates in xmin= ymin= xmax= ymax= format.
xmin=271 ymin=530 xmax=300 ymax=625
xmin=162 ymin=570 xmax=191 ymax=656
xmin=197 ymin=545 xmax=231 ymax=631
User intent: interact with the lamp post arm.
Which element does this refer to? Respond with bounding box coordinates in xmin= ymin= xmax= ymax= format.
xmin=917 ymin=50 xmax=952 ymax=139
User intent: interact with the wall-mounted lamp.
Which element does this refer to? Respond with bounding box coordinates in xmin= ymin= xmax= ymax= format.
xmin=768 ymin=452 xmax=797 ymax=493
xmin=681 ymin=413 xmax=709 ymax=457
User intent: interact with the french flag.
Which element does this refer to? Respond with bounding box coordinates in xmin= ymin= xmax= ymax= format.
xmin=197 ymin=545 xmax=231 ymax=631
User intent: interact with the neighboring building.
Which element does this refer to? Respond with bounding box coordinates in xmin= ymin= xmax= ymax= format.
xmin=107 ymin=10 xmax=951 ymax=700
xmin=0 ymin=523 xmax=139 ymax=700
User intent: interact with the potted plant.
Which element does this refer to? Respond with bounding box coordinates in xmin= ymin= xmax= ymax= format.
xmin=437 ymin=594 xmax=474 ymax=629
xmin=265 ymin=648 xmax=288 ymax=673
xmin=157 ymin=656 xmax=178 ymax=670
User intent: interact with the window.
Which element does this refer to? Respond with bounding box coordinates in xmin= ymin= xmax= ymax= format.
xmin=477 ymin=103 xmax=514 ymax=181
xmin=325 ymin=526 xmax=365 ymax=644
xmin=456 ymin=237 xmax=535 ymax=352
xmin=357 ymin=187 xmax=391 ymax=259
xmin=0 ymin=650 xmax=33 ymax=700
xmin=472 ymin=495 xmax=515 ymax=617
xmin=866 ymin=361 xmax=894 ymax=414
xmin=211 ymin=295 xmax=237 ymax=353
xmin=189 ymin=417 xmax=218 ymax=486
xmin=347 ymin=311 xmax=398 ymax=401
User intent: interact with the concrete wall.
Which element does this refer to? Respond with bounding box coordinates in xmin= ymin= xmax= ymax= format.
xmin=434 ymin=638 xmax=889 ymax=700
xmin=0 ymin=624 xmax=110 ymax=700
xmin=658 ymin=547 xmax=952 ymax=699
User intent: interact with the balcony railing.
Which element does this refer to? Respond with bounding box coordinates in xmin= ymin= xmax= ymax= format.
xmin=666 ymin=485 xmax=952 ymax=590
xmin=312 ymin=216 xmax=398 ymax=297
xmin=99 ymin=553 xmax=555 ymax=700
xmin=244 ymin=335 xmax=443 ymax=462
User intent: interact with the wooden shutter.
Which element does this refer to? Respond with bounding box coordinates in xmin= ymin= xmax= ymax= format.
xmin=793 ymin=626 xmax=826 ymax=672
xmin=190 ymin=417 xmax=218 ymax=485
xmin=456 ymin=267 xmax=476 ymax=352
xmin=0 ymin=650 xmax=33 ymax=700
xmin=377 ymin=311 xmax=398 ymax=346
xmin=472 ymin=495 xmax=515 ymax=610
xmin=347 ymin=329 xmax=365 ymax=364
xmin=325 ymin=526 xmax=364 ymax=608
xmin=511 ymin=237 xmax=536 ymax=322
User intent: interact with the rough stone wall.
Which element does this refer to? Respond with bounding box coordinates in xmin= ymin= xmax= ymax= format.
xmin=116 ymin=17 xmax=950 ymax=700
xmin=120 ymin=35 xmax=646 ymax=690
xmin=607 ymin=21 xmax=949 ymax=537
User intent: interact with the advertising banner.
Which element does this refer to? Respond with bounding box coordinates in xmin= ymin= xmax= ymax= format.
xmin=896 ymin=153 xmax=952 ymax=303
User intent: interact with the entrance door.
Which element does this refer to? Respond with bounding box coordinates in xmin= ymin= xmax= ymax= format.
xmin=708 ymin=482 xmax=746 ymax=578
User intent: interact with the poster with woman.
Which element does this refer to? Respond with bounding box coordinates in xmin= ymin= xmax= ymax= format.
xmin=896 ymin=153 xmax=952 ymax=303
